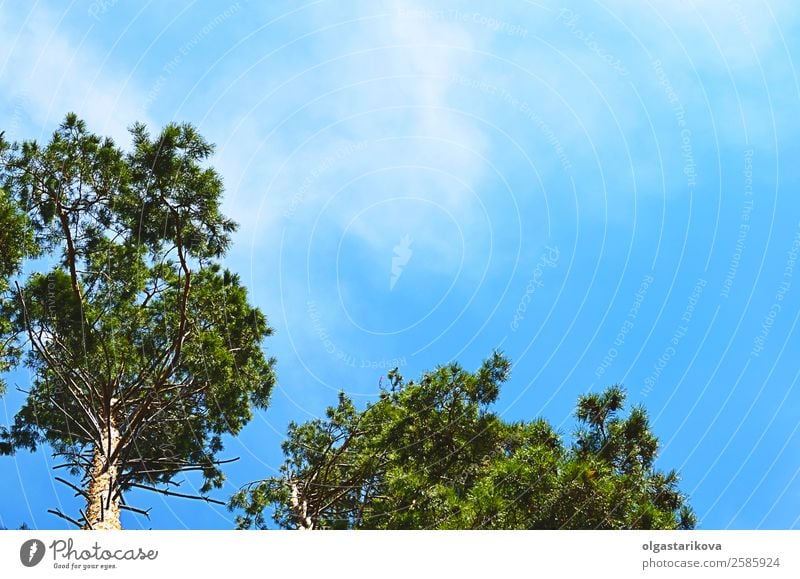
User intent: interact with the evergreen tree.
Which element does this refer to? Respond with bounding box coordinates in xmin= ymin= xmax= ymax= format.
xmin=0 ymin=115 xmax=276 ymax=530
xmin=0 ymin=131 xmax=36 ymax=395
xmin=231 ymin=353 xmax=695 ymax=530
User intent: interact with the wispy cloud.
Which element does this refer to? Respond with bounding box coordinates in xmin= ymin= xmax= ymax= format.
xmin=212 ymin=0 xmax=489 ymax=253
xmin=0 ymin=4 xmax=150 ymax=144
xmin=604 ymin=0 xmax=796 ymax=67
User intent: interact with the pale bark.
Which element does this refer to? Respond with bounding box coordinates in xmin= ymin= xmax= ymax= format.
xmin=83 ymin=409 xmax=121 ymax=530
xmin=290 ymin=482 xmax=314 ymax=530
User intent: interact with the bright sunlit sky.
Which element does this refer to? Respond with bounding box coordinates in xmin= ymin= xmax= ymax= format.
xmin=2 ymin=0 xmax=800 ymax=530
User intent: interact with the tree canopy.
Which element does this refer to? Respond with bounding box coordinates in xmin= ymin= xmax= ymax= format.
xmin=231 ymin=353 xmax=695 ymax=530
xmin=0 ymin=134 xmax=37 ymax=396
xmin=0 ymin=114 xmax=277 ymax=529
xmin=1 ymin=115 xmax=694 ymax=532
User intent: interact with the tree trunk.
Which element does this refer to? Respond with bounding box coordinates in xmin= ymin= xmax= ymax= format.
xmin=290 ymin=482 xmax=314 ymax=530
xmin=83 ymin=412 xmax=121 ymax=530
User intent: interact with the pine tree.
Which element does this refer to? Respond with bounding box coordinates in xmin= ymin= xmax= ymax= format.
xmin=231 ymin=353 xmax=695 ymax=530
xmin=0 ymin=132 xmax=36 ymax=396
xmin=0 ymin=115 xmax=276 ymax=529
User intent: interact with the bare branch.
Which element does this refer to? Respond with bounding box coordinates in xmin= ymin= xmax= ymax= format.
xmin=54 ymin=476 xmax=88 ymax=499
xmin=47 ymin=509 xmax=83 ymax=529
xmin=128 ymin=482 xmax=225 ymax=505
xmin=119 ymin=504 xmax=151 ymax=518
xmin=79 ymin=509 xmax=92 ymax=529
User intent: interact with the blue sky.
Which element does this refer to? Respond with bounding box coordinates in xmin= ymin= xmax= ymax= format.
xmin=2 ymin=0 xmax=800 ymax=530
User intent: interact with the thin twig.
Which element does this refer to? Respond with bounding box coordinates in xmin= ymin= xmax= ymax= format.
xmin=119 ymin=504 xmax=151 ymax=518
xmin=79 ymin=508 xmax=92 ymax=529
xmin=54 ymin=476 xmax=88 ymax=499
xmin=48 ymin=509 xmax=83 ymax=529
xmin=128 ymin=482 xmax=225 ymax=505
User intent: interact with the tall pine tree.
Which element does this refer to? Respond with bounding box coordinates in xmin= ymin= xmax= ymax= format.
xmin=0 ymin=115 xmax=276 ymax=529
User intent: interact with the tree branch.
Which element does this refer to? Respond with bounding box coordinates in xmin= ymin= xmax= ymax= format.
xmin=128 ymin=482 xmax=225 ymax=505
xmin=118 ymin=503 xmax=151 ymax=518
xmin=47 ymin=509 xmax=83 ymax=529
xmin=54 ymin=476 xmax=88 ymax=499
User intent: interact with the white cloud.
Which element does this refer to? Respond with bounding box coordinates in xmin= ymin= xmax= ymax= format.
xmin=0 ymin=4 xmax=151 ymax=145
xmin=211 ymin=0 xmax=490 ymax=257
